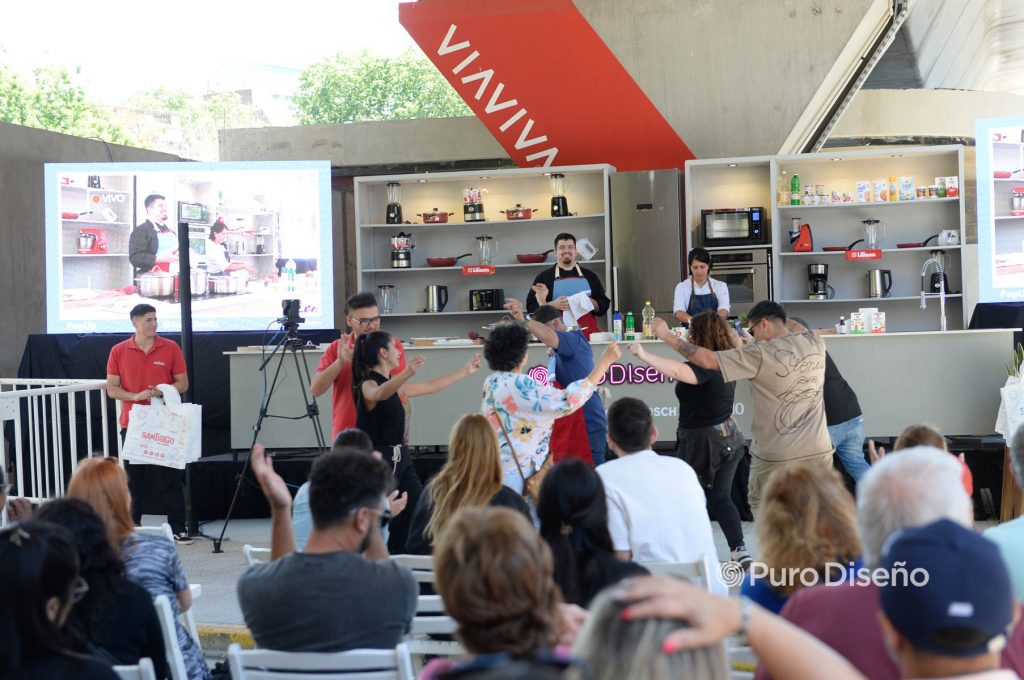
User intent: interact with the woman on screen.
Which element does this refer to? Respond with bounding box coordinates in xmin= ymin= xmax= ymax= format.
xmin=206 ymin=220 xmax=255 ymax=276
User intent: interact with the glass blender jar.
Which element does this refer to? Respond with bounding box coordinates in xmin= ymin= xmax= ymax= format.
xmin=476 ymin=235 xmax=496 ymax=265
xmin=385 ymin=182 xmax=403 ymax=224
xmin=550 ymin=173 xmax=569 ymax=217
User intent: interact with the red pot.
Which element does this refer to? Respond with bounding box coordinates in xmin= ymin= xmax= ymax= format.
xmin=501 ymin=205 xmax=539 ymax=220
xmin=417 ymin=209 xmax=454 ymax=224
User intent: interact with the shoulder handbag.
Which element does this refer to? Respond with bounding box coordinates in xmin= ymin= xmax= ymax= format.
xmin=487 ymin=389 xmax=552 ymax=502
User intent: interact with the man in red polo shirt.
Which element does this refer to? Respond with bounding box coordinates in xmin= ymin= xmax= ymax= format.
xmin=310 ymin=292 xmax=407 ymax=440
xmin=106 ymin=304 xmax=190 ymax=543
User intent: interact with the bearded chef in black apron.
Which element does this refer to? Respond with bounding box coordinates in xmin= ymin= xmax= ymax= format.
xmin=525 ymin=233 xmax=610 ymax=339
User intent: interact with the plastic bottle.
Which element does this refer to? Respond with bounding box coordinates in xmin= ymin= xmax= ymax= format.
xmin=837 ymin=316 xmax=847 ymax=335
xmin=624 ymin=312 xmax=636 ymax=341
xmin=612 ymin=311 xmax=623 ymax=341
xmin=284 ymin=258 xmax=296 ymax=294
xmin=641 ymin=301 xmax=656 ymax=340
xmin=790 ymin=173 xmax=801 ymax=205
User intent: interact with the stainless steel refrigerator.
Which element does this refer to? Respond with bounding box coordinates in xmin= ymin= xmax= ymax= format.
xmin=610 ymin=169 xmax=685 ymax=317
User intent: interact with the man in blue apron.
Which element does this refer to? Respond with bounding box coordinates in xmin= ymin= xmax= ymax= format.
xmin=672 ymin=247 xmax=730 ymax=325
xmin=525 ymin=232 xmax=610 ymax=338
xmin=128 ymin=194 xmax=179 ymax=276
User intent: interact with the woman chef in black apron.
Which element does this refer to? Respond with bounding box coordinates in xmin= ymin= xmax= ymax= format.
xmin=672 ymin=248 xmax=731 ymax=324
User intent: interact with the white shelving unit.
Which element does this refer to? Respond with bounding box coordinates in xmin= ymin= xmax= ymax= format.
xmin=59 ymin=176 xmax=136 ymax=292
xmin=770 ymin=145 xmax=966 ymax=332
xmin=355 ymin=165 xmax=615 ymax=339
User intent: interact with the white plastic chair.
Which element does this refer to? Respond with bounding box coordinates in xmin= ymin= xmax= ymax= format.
xmin=153 ymin=595 xmax=189 ymax=680
xmin=228 ymin=642 xmax=401 ymax=679
xmin=113 ymin=657 xmax=157 ymax=680
xmin=396 ymin=640 xmax=466 ymax=680
xmin=244 ymin=544 xmax=272 ymax=566
xmin=640 ymin=554 xmax=716 ymax=592
xmin=408 ymin=595 xmax=457 ymax=637
xmin=390 ymin=554 xmax=435 ymax=585
xmin=135 ymin=523 xmax=174 ymax=543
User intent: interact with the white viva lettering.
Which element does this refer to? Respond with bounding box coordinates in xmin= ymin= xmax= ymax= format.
xmin=437 ymin=24 xmax=558 ymax=167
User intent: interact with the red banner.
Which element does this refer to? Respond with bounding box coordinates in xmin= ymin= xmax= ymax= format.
xmin=399 ymin=0 xmax=695 ymax=171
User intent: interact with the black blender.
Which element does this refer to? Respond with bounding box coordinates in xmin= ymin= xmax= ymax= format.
xmin=550 ymin=173 xmax=569 ymax=217
xmin=385 ymin=182 xmax=403 ymax=225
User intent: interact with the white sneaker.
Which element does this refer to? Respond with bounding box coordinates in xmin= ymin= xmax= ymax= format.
xmin=173 ymin=532 xmax=194 ymax=546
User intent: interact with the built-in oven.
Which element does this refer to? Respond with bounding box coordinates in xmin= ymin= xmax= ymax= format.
xmin=710 ymin=248 xmax=772 ymax=318
xmin=187 ymin=225 xmax=209 ymax=256
xmin=701 ymin=207 xmax=768 ymax=247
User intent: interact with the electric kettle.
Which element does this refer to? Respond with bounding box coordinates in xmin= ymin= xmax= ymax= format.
xmin=425 ymin=285 xmax=448 ymax=313
xmin=867 ymin=269 xmax=893 ymax=298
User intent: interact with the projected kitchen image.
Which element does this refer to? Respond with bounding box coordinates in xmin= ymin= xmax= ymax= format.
xmin=46 ymin=162 xmax=333 ymax=333
xmin=987 ymin=124 xmax=1024 ymax=292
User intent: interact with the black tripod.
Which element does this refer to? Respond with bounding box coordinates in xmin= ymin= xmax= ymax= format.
xmin=212 ymin=317 xmax=328 ymax=553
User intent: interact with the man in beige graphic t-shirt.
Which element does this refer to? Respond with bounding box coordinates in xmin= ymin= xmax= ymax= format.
xmin=653 ymin=301 xmax=834 ymax=512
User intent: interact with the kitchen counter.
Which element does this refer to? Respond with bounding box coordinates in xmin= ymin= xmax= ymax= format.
xmin=226 ymin=328 xmax=1014 ymax=447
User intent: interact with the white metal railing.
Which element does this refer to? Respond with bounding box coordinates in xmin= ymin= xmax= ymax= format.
xmin=1 ymin=379 xmax=120 ymax=508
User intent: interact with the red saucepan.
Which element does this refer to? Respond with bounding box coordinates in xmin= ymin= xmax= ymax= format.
xmin=417 ymin=209 xmax=455 ymax=224
xmin=516 ymin=249 xmax=555 ymax=264
xmin=501 ymin=205 xmax=539 ymax=220
xmin=426 ymin=253 xmax=472 ymax=267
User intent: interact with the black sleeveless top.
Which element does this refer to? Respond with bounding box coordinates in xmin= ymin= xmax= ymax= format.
xmin=355 ymin=371 xmax=406 ymax=454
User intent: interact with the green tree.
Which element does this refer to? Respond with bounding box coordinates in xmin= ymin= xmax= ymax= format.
xmin=294 ymin=49 xmax=470 ymax=124
xmin=0 ymin=65 xmax=131 ymax=145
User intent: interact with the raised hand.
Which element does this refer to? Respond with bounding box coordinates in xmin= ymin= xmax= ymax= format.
xmin=627 ymin=342 xmax=645 ymax=357
xmin=651 ymin=317 xmax=671 ymax=340
xmin=531 ymin=282 xmax=549 ymax=304
xmin=601 ymin=340 xmax=621 ymax=364
xmin=503 ymin=298 xmax=525 ymax=320
xmin=406 ymin=355 xmax=426 ymax=375
xmin=465 ymin=354 xmax=482 ymax=374
xmin=339 ymin=341 xmax=354 ymax=364
xmin=251 ymin=444 xmax=292 ymax=511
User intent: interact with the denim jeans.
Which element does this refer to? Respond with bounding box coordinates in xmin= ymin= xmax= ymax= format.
xmin=828 ymin=415 xmax=869 ymax=484
xmin=588 ymin=429 xmax=608 ymax=466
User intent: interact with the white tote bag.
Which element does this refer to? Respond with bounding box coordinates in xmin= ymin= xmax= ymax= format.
xmin=122 ymin=385 xmax=202 ymax=469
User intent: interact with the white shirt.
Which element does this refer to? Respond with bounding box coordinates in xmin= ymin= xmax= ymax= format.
xmin=672 ymin=277 xmax=730 ymax=314
xmin=205 ymin=241 xmax=230 ymax=274
xmin=596 ymin=449 xmax=725 ymax=594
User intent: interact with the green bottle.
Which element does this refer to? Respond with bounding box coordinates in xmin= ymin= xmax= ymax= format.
xmin=625 ymin=312 xmax=636 ymax=341
xmin=790 ymin=173 xmax=801 ymax=205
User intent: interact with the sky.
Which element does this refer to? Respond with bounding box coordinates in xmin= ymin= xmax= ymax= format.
xmin=0 ymin=0 xmax=419 ymax=104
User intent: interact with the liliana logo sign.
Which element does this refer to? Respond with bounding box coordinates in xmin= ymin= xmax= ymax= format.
xmin=400 ymin=0 xmax=695 ymax=171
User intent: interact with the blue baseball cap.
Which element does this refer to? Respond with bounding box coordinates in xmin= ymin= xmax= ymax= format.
xmin=879 ymin=518 xmax=1015 ymax=657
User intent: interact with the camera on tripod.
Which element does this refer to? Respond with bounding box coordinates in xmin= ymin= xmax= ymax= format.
xmin=278 ymin=299 xmax=304 ymax=326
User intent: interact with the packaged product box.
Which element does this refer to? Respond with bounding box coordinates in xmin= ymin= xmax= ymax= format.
xmin=856 ymin=181 xmax=871 ymax=202
xmin=873 ymin=179 xmax=888 ymax=203
xmin=899 ymin=177 xmax=915 ymax=201
xmin=849 ymin=312 xmax=866 ymax=335
xmin=871 ymin=311 xmax=886 ymax=334
xmin=945 ymin=176 xmax=959 ymax=198
xmin=888 ymin=176 xmax=899 ymax=202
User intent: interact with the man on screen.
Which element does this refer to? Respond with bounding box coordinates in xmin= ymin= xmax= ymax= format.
xmin=129 ymin=193 xmax=178 ymax=275
xmin=106 ymin=303 xmax=191 ymax=543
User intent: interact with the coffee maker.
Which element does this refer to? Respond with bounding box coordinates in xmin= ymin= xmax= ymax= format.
xmin=385 ymin=182 xmax=403 ymax=225
xmin=390 ymin=232 xmax=415 ymax=269
xmin=808 ymin=263 xmax=834 ymax=300
xmin=550 ymin=173 xmax=569 ymax=217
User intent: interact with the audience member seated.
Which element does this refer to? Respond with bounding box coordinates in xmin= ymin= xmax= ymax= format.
xmin=35 ymin=498 xmax=169 ymax=679
xmin=0 ymin=520 xmax=120 ymax=680
xmin=1 ymin=466 xmax=32 ymax=522
xmin=572 ymin=586 xmax=729 ymax=679
xmin=615 ymin=575 xmax=866 ymax=680
xmin=879 ymin=518 xmax=1021 ymax=680
xmin=68 ymin=457 xmax=209 ymax=680
xmin=407 ymin=413 xmax=530 ymax=555
xmin=238 ymin=445 xmax=417 ymax=652
xmin=757 ymin=447 xmax=1024 ymax=680
xmin=596 ymin=397 xmax=724 ymax=592
xmin=740 ymin=462 xmax=861 ymax=614
xmin=987 ymin=423 xmax=1024 ymax=603
xmin=422 ymin=506 xmax=570 ymax=679
xmin=537 ymin=459 xmax=647 ymax=607
xmin=870 ymin=422 xmax=973 ymax=494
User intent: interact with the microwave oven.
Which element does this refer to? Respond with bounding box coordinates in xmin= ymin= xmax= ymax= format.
xmin=178 ymin=202 xmax=209 ymax=224
xmin=700 ymin=207 xmax=767 ymax=247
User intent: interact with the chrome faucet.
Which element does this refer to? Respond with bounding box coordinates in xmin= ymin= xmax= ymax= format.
xmin=920 ymin=251 xmax=947 ymax=331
